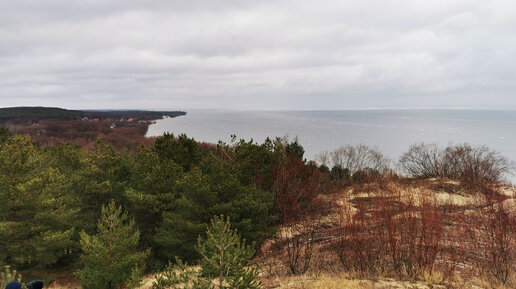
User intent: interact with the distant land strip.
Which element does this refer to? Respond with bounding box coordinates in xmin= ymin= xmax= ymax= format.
xmin=0 ymin=106 xmax=187 ymax=152
xmin=0 ymin=106 xmax=186 ymax=122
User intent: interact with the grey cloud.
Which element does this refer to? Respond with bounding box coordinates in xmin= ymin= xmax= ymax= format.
xmin=1 ymin=0 xmax=516 ymax=110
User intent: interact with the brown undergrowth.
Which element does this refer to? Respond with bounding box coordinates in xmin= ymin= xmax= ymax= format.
xmin=10 ymin=119 xmax=156 ymax=153
xmin=257 ymin=178 xmax=516 ymax=289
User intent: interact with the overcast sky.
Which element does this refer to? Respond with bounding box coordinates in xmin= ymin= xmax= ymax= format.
xmin=1 ymin=0 xmax=515 ymax=110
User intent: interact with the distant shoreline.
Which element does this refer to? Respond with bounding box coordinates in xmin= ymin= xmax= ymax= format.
xmin=0 ymin=106 xmax=186 ymax=123
xmin=0 ymin=106 xmax=187 ymax=152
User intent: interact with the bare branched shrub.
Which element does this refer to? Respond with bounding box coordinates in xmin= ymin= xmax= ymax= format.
xmin=399 ymin=143 xmax=512 ymax=186
xmin=405 ymin=200 xmax=442 ymax=278
xmin=445 ymin=144 xmax=512 ymax=187
xmin=483 ymin=203 xmax=515 ymax=284
xmin=326 ymin=144 xmax=390 ymax=175
xmin=399 ymin=143 xmax=445 ymax=178
xmin=333 ymin=203 xmax=355 ymax=272
xmin=332 ymin=191 xmax=445 ymax=280
xmin=334 ymin=195 xmax=394 ymax=277
xmin=316 ymin=151 xmax=330 ymax=167
xmin=273 ymin=156 xmax=322 ymax=275
xmin=460 ymin=192 xmax=516 ymax=286
xmin=334 ymin=202 xmax=386 ymax=277
xmin=279 ymin=221 xmax=316 ymax=275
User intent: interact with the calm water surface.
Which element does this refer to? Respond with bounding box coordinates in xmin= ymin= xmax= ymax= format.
xmin=147 ymin=109 xmax=516 ymax=179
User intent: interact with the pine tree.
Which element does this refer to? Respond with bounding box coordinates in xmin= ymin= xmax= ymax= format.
xmin=76 ymin=138 xmax=131 ymax=234
xmin=18 ymin=168 xmax=78 ymax=267
xmin=154 ymin=167 xmax=213 ymax=262
xmin=76 ymin=201 xmax=149 ymax=289
xmin=126 ymin=144 xmax=183 ymax=264
xmin=197 ymin=215 xmax=260 ymax=289
xmin=0 ymin=136 xmax=78 ymax=268
xmin=153 ymin=215 xmax=260 ymax=289
xmin=0 ymin=126 xmax=11 ymax=143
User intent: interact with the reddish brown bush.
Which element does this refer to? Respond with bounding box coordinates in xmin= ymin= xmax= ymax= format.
xmin=394 ymin=199 xmax=442 ymax=278
xmin=273 ymin=156 xmax=322 ymax=224
xmin=273 ymin=156 xmax=325 ymax=275
xmin=333 ymin=192 xmax=444 ymax=279
xmin=335 ymin=202 xmax=388 ymax=277
xmin=279 ymin=221 xmax=316 ymax=275
xmin=483 ymin=203 xmax=515 ymax=284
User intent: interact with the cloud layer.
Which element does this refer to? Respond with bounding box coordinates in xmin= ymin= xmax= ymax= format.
xmin=1 ymin=0 xmax=515 ymax=109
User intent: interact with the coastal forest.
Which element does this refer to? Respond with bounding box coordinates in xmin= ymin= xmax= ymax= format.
xmin=0 ymin=107 xmax=186 ymax=153
xmin=0 ymin=110 xmax=515 ymax=289
xmin=0 ymin=124 xmax=304 ymax=286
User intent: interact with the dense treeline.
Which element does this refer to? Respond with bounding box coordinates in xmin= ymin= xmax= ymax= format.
xmin=0 ymin=106 xmax=186 ymax=122
xmin=83 ymin=110 xmax=186 ymax=121
xmin=0 ymin=107 xmax=84 ymax=121
xmin=0 ymin=129 xmax=311 ymax=273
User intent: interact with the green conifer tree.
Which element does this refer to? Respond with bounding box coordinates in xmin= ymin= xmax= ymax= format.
xmin=0 ymin=126 xmax=11 ymax=143
xmin=153 ymin=215 xmax=260 ymax=289
xmin=76 ymin=201 xmax=149 ymax=289
xmin=197 ymin=215 xmax=260 ymax=289
xmin=76 ymin=138 xmax=131 ymax=234
xmin=126 ymin=144 xmax=183 ymax=264
xmin=0 ymin=136 xmax=78 ymax=268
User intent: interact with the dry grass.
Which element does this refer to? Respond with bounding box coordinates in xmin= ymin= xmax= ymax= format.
xmin=42 ymin=274 xmax=509 ymax=289
xmin=468 ymin=273 xmax=516 ymax=289
xmin=261 ymin=273 xmax=461 ymax=289
xmin=137 ymin=274 xmax=157 ymax=289
xmin=46 ymin=281 xmax=79 ymax=289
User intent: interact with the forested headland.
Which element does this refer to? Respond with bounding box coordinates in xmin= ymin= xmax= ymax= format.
xmin=0 ymin=107 xmax=185 ymax=122
xmin=0 ymin=107 xmax=186 ymax=152
xmin=0 ymin=119 xmax=515 ymax=289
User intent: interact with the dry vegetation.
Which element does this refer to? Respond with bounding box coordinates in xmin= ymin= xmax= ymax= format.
xmin=256 ymin=177 xmax=516 ymax=289
xmin=4 ymin=119 xmax=156 ymax=153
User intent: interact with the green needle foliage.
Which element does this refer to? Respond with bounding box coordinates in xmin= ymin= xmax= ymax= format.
xmin=153 ymin=215 xmax=260 ymax=289
xmin=153 ymin=258 xmax=213 ymax=289
xmin=0 ymin=126 xmax=11 ymax=143
xmin=0 ymin=132 xmax=295 ymax=274
xmin=76 ymin=201 xmax=149 ymax=289
xmin=0 ymin=136 xmax=78 ymax=268
xmin=197 ymin=215 xmax=258 ymax=288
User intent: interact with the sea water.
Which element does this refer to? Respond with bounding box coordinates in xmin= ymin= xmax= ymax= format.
xmin=147 ymin=109 xmax=516 ymax=180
